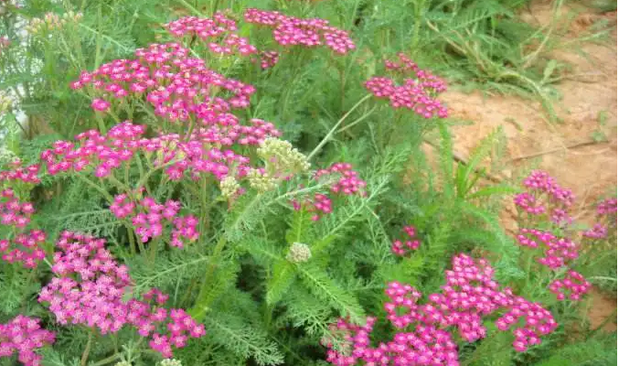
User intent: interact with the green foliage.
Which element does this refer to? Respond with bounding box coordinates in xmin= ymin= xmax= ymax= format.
xmin=532 ymin=332 xmax=617 ymax=366
xmin=0 ymin=0 xmax=616 ymax=365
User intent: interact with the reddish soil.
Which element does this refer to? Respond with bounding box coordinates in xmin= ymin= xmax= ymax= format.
xmin=422 ymin=1 xmax=617 ymax=330
xmin=586 ymin=289 xmax=617 ymax=332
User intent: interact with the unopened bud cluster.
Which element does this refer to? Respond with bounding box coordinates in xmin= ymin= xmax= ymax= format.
xmin=247 ymin=168 xmax=278 ymax=193
xmin=26 ymin=11 xmax=83 ymax=34
xmin=158 ymin=359 xmax=183 ymax=366
xmin=220 ymin=176 xmax=240 ymax=199
xmin=258 ymin=137 xmax=310 ymax=178
xmin=249 ymin=138 xmax=310 ymax=193
xmin=286 ymin=242 xmax=311 ymax=263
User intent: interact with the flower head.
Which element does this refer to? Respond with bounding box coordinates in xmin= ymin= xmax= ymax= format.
xmin=286 ymin=242 xmax=312 ymax=263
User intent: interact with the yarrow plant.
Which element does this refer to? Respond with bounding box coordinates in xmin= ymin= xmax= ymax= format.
xmin=513 ymin=171 xmax=595 ymax=302
xmin=0 ymin=2 xmax=616 ymax=365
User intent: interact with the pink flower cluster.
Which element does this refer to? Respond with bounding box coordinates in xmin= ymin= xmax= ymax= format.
xmin=315 ymin=163 xmax=367 ymax=196
xmin=294 ymin=163 xmax=367 ymax=221
xmin=244 ymin=8 xmax=356 ymax=55
xmin=38 ymin=120 xmax=280 ymax=182
xmin=582 ymin=223 xmax=607 ymax=239
xmin=597 ymin=198 xmax=617 ymax=216
xmin=260 ymin=51 xmax=280 ymax=69
xmin=512 ymin=171 xmax=592 ymax=301
xmin=91 ymin=98 xmax=110 ymax=112
xmin=1 ymin=188 xmax=34 ymax=228
xmin=110 ymin=193 xmax=199 ymax=247
xmin=514 ymin=171 xmax=574 ymax=227
xmin=73 ymin=42 xmax=257 ymax=122
xmin=523 ymin=171 xmax=575 ymax=204
xmin=384 ymin=53 xmax=447 ymax=93
xmin=38 ymin=231 xmax=205 ymax=357
xmin=583 ymin=197 xmax=617 ymax=239
xmin=0 ymin=229 xmax=46 ymax=268
xmin=0 ymin=189 xmax=46 ymax=268
xmin=165 ymin=15 xmax=258 ymax=57
xmin=513 ymin=193 xmax=545 ymax=215
xmin=548 ymin=270 xmax=592 ymax=301
xmin=516 ymin=228 xmax=579 ymax=270
xmin=0 ymin=160 xmax=41 ymax=184
xmin=365 ymin=53 xmax=448 ymax=120
xmin=325 ymin=254 xmax=559 ymax=365
xmin=494 ymin=297 xmax=556 ymax=352
xmin=391 ymin=225 xmax=421 ymax=256
xmin=0 ymin=315 xmax=56 ymax=366
xmin=324 ymin=316 xmax=458 ymax=366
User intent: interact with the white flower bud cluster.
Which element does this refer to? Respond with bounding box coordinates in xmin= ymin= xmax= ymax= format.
xmin=158 ymin=359 xmax=183 ymax=366
xmin=257 ymin=137 xmax=310 ymax=177
xmin=247 ymin=168 xmax=278 ymax=193
xmin=286 ymin=242 xmax=312 ymax=263
xmin=115 ymin=362 xmax=133 ymax=366
xmin=220 ymin=175 xmax=240 ymax=199
xmin=26 ymin=11 xmax=83 ymax=34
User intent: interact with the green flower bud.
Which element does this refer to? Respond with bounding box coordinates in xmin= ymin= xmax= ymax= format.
xmin=247 ymin=168 xmax=278 ymax=194
xmin=257 ymin=138 xmax=310 ymax=178
xmin=286 ymin=242 xmax=312 ymax=263
xmin=158 ymin=359 xmax=183 ymax=366
xmin=220 ymin=175 xmax=240 ymax=199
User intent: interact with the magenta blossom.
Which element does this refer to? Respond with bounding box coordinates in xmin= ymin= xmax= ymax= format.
xmin=0 ymin=315 xmax=56 ymax=366
xmin=91 ymin=98 xmax=111 ymax=112
xmin=38 ymin=231 xmax=205 ymax=358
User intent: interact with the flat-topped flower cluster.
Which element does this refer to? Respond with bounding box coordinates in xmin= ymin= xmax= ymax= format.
xmin=324 ymin=254 xmax=559 ymax=366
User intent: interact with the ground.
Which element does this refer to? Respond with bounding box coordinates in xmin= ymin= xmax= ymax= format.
xmin=424 ymin=0 xmax=617 ymax=330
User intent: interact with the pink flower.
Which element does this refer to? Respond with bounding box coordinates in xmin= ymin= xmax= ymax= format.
xmin=38 ymin=232 xmax=205 ymax=357
xmin=91 ymin=98 xmax=111 ymax=112
xmin=365 ymin=53 xmax=448 ymax=121
xmin=549 ymin=270 xmax=592 ymax=301
xmin=0 ymin=315 xmax=56 ymax=366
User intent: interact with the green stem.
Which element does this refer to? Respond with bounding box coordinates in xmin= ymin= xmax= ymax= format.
xmin=149 ymin=238 xmax=159 ymax=266
xmin=524 ymin=249 xmax=534 ymax=290
xmin=96 ymin=114 xmax=107 ymax=135
xmin=307 ymin=94 xmax=372 ymax=160
xmin=90 ymin=353 xmax=120 ymax=366
xmin=80 ymin=329 xmax=95 ymax=366
xmin=200 ymin=176 xmax=208 ymax=244
xmin=336 ymin=107 xmax=376 ymax=134
xmin=127 ymin=227 xmax=136 ymax=256
xmin=77 ymin=175 xmax=112 ymax=202
xmin=189 ymin=235 xmax=228 ymax=320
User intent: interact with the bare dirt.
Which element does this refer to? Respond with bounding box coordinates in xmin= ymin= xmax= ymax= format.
xmin=587 ymin=288 xmax=617 ymax=332
xmin=423 ymin=1 xmax=617 ymax=330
